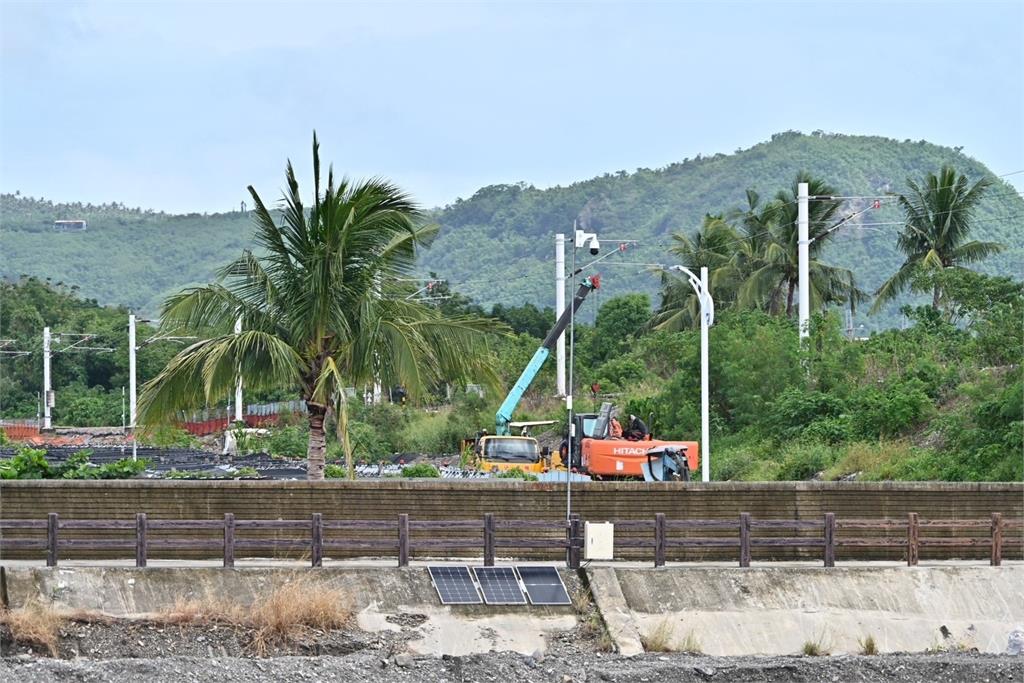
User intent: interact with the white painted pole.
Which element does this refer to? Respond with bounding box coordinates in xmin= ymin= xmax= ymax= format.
xmin=42 ymin=326 xmax=52 ymax=430
xmin=128 ymin=314 xmax=137 ymax=431
xmin=798 ymin=182 xmax=810 ymax=339
xmin=700 ymin=266 xmax=710 ymax=483
xmin=555 ymin=233 xmax=566 ymax=396
xmin=234 ymin=316 xmax=243 ymax=423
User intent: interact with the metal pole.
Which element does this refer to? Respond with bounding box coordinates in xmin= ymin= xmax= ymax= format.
xmin=128 ymin=313 xmax=137 ymax=431
xmin=566 ymin=239 xmax=575 ymax=522
xmin=555 ymin=233 xmax=566 ymax=396
xmin=234 ymin=316 xmax=243 ymax=423
xmin=42 ymin=326 xmax=52 ymax=430
xmin=700 ymin=266 xmax=710 ymax=483
xmin=798 ymin=182 xmax=810 ymax=339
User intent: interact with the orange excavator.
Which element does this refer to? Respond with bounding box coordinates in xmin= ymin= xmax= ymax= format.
xmin=566 ymin=402 xmax=698 ymax=481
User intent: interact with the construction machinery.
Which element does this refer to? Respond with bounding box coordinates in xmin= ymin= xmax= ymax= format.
xmin=474 ymin=276 xmax=600 ymax=474
xmin=566 ymin=402 xmax=699 ymax=481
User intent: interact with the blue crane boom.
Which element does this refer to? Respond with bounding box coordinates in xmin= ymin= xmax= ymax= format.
xmin=495 ymin=276 xmax=600 ymax=436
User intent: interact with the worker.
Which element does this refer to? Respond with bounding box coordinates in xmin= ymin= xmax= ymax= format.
xmin=624 ymin=414 xmax=649 ymax=441
xmin=609 ymin=414 xmax=623 ymax=438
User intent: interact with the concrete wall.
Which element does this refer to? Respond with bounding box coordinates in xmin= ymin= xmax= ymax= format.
xmin=1 ymin=480 xmax=1020 ymax=561
xmin=589 ymin=565 xmax=1024 ymax=656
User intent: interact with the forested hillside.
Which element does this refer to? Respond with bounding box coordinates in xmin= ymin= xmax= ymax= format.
xmin=422 ymin=132 xmax=1023 ymax=328
xmin=2 ymin=132 xmax=1021 ymax=327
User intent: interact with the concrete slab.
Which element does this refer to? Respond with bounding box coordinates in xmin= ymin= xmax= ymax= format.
xmin=1 ymin=566 xmax=578 ymax=656
xmin=585 ymin=565 xmax=1024 ymax=656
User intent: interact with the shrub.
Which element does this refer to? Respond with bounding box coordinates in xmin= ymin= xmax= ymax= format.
xmin=141 ymin=425 xmax=199 ymax=448
xmin=401 ymin=462 xmax=440 ymax=478
xmin=496 ymin=467 xmax=538 ymax=481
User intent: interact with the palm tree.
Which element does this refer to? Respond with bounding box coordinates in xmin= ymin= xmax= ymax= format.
xmin=736 ymin=173 xmax=865 ymax=316
xmin=873 ymin=165 xmax=1001 ymax=312
xmin=652 ymin=214 xmax=740 ymax=331
xmin=138 ymin=134 xmax=499 ymax=480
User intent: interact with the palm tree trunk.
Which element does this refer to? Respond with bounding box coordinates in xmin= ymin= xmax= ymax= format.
xmin=785 ymin=280 xmax=796 ymax=318
xmin=306 ymin=402 xmax=327 ymax=480
xmin=335 ymin=393 xmax=355 ymax=480
xmin=932 ymin=282 xmax=941 ymax=310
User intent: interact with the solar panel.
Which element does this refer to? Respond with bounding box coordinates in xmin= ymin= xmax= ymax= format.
xmin=472 ymin=567 xmax=527 ymax=605
xmin=516 ymin=565 xmax=571 ymax=605
xmin=428 ymin=566 xmax=482 ymax=605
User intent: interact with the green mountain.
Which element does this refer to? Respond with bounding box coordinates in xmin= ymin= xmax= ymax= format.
xmin=2 ymin=132 xmax=1021 ymax=327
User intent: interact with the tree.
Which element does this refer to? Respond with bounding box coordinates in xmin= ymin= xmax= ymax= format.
xmin=138 ymin=135 xmax=500 ymax=479
xmin=591 ymin=294 xmax=650 ymax=363
xmin=652 ymin=214 xmax=740 ymax=331
xmin=737 ymin=173 xmax=864 ymax=317
xmin=873 ymin=165 xmax=1002 ymax=312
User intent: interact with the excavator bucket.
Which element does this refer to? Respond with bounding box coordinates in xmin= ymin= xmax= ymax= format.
xmin=642 ymin=445 xmax=691 ymax=482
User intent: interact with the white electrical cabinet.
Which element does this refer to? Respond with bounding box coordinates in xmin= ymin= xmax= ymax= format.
xmin=584 ymin=521 xmax=615 ymax=560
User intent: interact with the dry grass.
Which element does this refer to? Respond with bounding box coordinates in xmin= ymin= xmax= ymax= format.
xmin=150 ymin=574 xmax=352 ymax=656
xmin=858 ymin=634 xmax=878 ymax=655
xmin=0 ymin=600 xmax=65 ymax=656
xmin=641 ymin=617 xmax=676 ymax=652
xmin=801 ymin=638 xmax=829 ymax=656
xmin=571 ymin=587 xmax=592 ymax=614
xmin=678 ymin=629 xmax=703 ymax=654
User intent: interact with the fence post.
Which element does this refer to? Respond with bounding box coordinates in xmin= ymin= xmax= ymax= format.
xmin=398 ymin=514 xmax=409 ymax=567
xmin=823 ymin=512 xmax=835 ymax=568
xmin=223 ymin=513 xmax=235 ymax=568
xmin=483 ymin=513 xmax=495 ymax=567
xmin=135 ymin=512 xmax=148 ymax=568
xmin=311 ymin=513 xmax=323 ymax=568
xmin=46 ymin=513 xmax=59 ymax=567
xmin=654 ymin=513 xmax=666 ymax=568
xmin=907 ymin=512 xmax=919 ymax=567
xmin=991 ymin=512 xmax=1002 ymax=567
xmin=739 ymin=512 xmax=751 ymax=568
xmin=567 ymin=514 xmax=582 ymax=569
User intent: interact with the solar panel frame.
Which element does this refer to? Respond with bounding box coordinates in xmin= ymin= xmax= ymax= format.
xmin=472 ymin=566 xmax=527 ymax=605
xmin=516 ymin=565 xmax=571 ymax=605
xmin=428 ymin=565 xmax=483 ymax=605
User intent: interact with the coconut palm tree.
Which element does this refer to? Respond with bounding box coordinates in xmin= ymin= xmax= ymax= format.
xmin=736 ymin=173 xmax=865 ymax=316
xmin=138 ymin=134 xmax=499 ymax=480
xmin=652 ymin=214 xmax=741 ymax=331
xmin=873 ymin=165 xmax=1001 ymax=312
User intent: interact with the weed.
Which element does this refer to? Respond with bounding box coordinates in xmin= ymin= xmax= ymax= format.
xmin=641 ymin=617 xmax=675 ymax=652
xmin=0 ymin=600 xmax=65 ymax=656
xmin=858 ymin=634 xmax=878 ymax=655
xmin=570 ymin=587 xmax=592 ymax=614
xmin=678 ymin=629 xmax=703 ymax=654
xmin=801 ymin=638 xmax=829 ymax=656
xmin=150 ymin=575 xmax=351 ymax=656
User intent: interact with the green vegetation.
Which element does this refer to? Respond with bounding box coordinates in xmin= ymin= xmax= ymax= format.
xmin=0 ymin=447 xmax=149 ymax=479
xmin=3 ymin=133 xmax=1021 ymax=331
xmin=496 ymin=467 xmax=539 ymax=481
xmin=137 ymin=135 xmax=500 ymax=480
xmin=401 ymin=462 xmax=440 ymax=478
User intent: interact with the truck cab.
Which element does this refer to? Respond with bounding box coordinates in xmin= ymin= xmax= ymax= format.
xmin=475 ymin=434 xmax=551 ymax=474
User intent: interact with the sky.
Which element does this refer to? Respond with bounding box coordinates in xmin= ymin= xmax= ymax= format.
xmin=1 ymin=1 xmax=1022 ymax=213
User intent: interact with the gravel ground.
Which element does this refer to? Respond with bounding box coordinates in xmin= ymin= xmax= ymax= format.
xmin=0 ymin=651 xmax=1020 ymax=682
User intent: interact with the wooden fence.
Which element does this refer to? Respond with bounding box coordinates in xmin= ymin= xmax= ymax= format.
xmin=2 ymin=512 xmax=1020 ymax=569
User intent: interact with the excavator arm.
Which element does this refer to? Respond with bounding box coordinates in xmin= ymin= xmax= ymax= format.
xmin=495 ymin=275 xmax=599 ymax=436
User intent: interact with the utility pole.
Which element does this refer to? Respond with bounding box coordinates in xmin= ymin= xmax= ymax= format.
xmin=798 ymin=182 xmax=810 ymax=339
xmin=128 ymin=314 xmax=137 ymax=432
xmin=555 ymin=233 xmax=566 ymax=396
xmin=700 ymin=266 xmax=710 ymax=484
xmin=42 ymin=327 xmax=52 ymax=430
xmin=234 ymin=316 xmax=243 ymax=423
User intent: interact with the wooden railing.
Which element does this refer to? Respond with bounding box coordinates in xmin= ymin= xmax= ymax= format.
xmin=1 ymin=512 xmax=1019 ymax=569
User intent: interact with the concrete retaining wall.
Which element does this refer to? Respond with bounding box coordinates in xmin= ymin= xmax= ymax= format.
xmin=588 ymin=565 xmax=1024 ymax=656
xmin=1 ymin=480 xmax=1020 ymax=561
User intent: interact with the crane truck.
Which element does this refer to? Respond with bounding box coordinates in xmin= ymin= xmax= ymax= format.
xmin=473 ymin=273 xmax=698 ymax=481
xmin=473 ymin=275 xmax=600 ymax=474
